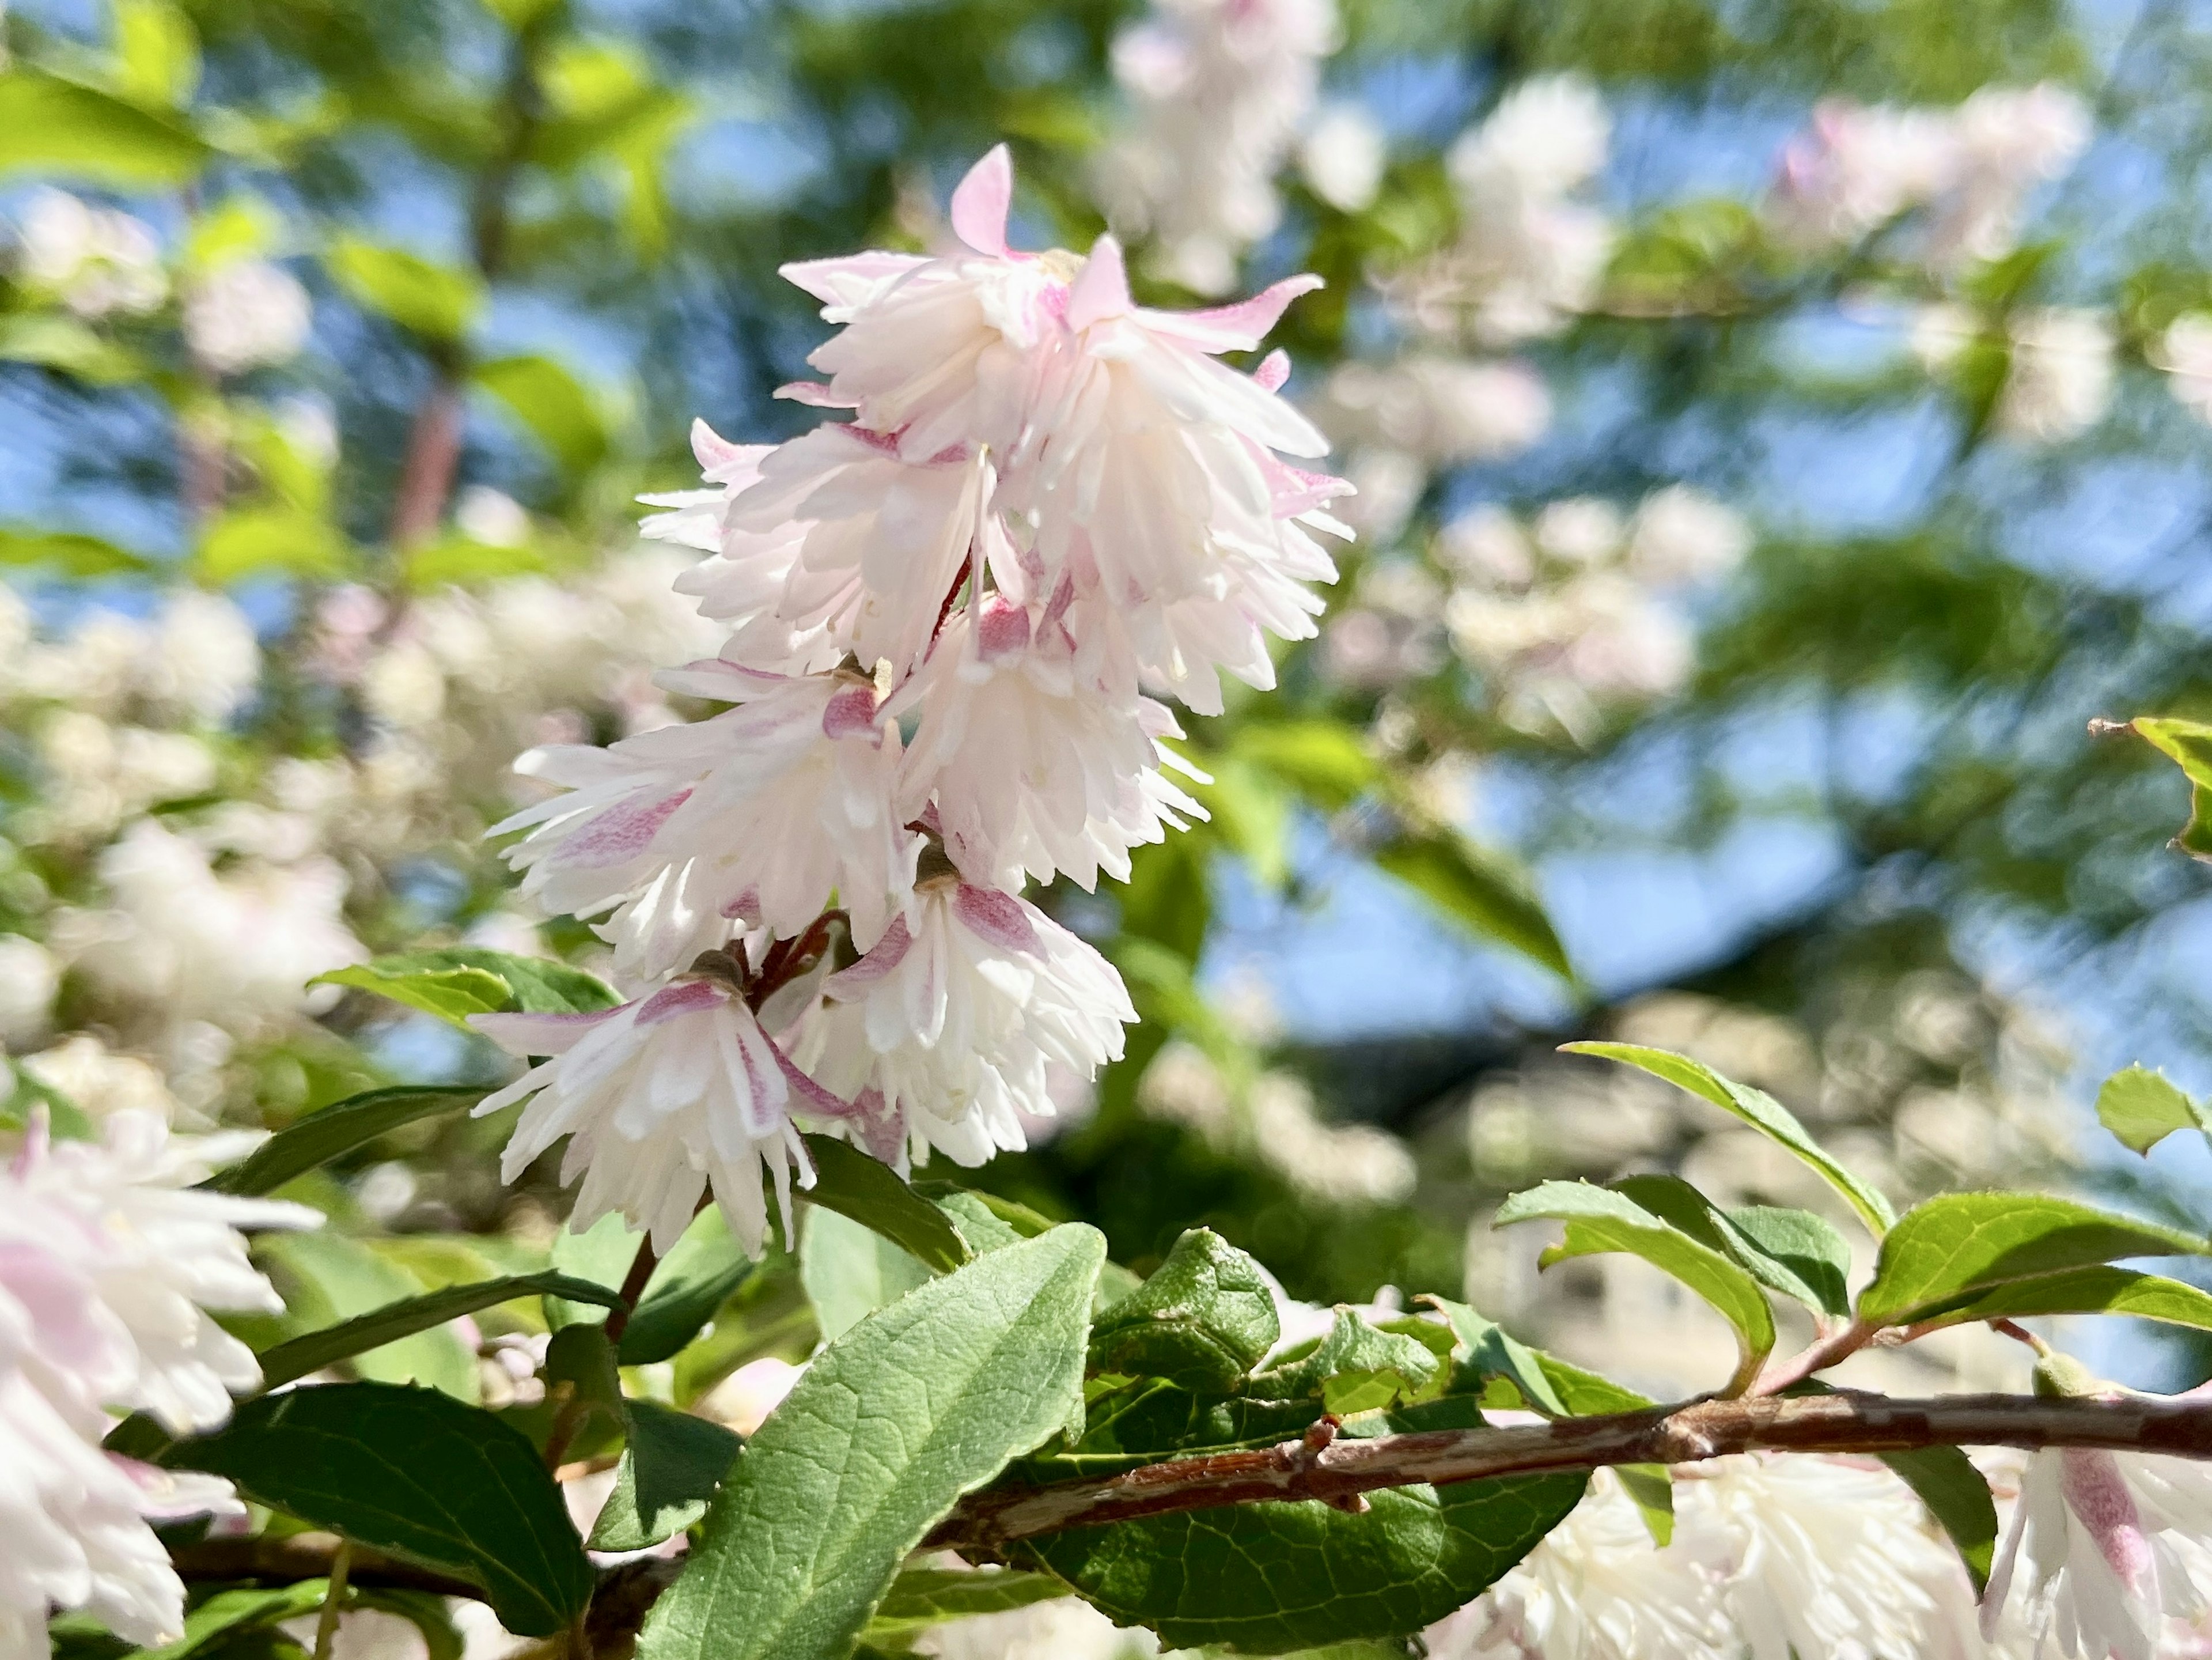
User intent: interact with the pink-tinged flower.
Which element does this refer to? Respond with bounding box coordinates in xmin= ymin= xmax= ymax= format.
xmin=0 ymin=1112 xmax=309 ymax=1657
xmin=895 ymin=595 xmax=1206 ymax=891
xmin=791 ymin=876 xmax=1135 ymax=1168
xmin=491 ymin=663 xmax=915 ymax=973
xmin=472 ymin=978 xmax=820 ymax=1256
xmin=1983 ymin=1446 xmax=2212 ymax=1660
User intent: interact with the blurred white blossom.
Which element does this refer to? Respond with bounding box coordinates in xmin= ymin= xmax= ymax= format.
xmin=183 ymin=259 xmax=312 ymax=375
xmin=12 ymin=188 xmax=165 ymax=318
xmin=1300 ymin=103 xmax=1386 ymax=211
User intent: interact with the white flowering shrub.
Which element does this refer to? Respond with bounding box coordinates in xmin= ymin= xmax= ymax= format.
xmin=12 ymin=1 xmax=2212 ymax=1658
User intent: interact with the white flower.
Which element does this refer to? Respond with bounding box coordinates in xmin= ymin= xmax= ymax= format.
xmin=0 ymin=936 xmax=56 ymax=1048
xmin=1983 ymin=1447 xmax=2212 ymax=1660
xmin=1300 ymin=103 xmax=1386 ymax=211
xmin=472 ymin=977 xmax=816 ymax=1256
xmin=1772 ymin=100 xmax=1959 ymax=247
xmin=1995 ymin=308 xmax=2113 ymax=443
xmin=13 ymin=189 xmax=166 ymax=319
xmin=1321 ymin=356 xmax=1552 ymax=463
xmin=2153 ymin=313 xmax=2212 ymax=424
xmin=183 ymin=259 xmax=312 ymax=375
xmin=1096 ymin=0 xmax=1339 ymax=294
xmin=914 ymin=1593 xmax=1160 ymax=1659
xmin=148 ymin=592 xmax=261 ymax=723
xmin=456 ymin=485 xmax=531 ymax=548
xmin=1430 ymin=1466 xmax=1735 ymax=1659
xmin=793 ymin=875 xmax=1134 ymax=1169
xmin=493 ymin=660 xmax=914 ymax=974
xmin=1929 ymin=83 xmax=2091 ymax=270
xmin=1677 ymin=1453 xmax=1971 ymax=1660
xmin=16 ymin=1035 xmax=178 ymax=1125
xmin=1625 ymin=486 xmax=1751 ymax=585
xmin=895 ymin=596 xmax=1206 ymax=891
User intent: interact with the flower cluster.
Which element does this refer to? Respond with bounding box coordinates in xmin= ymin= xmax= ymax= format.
xmin=0 ymin=1113 xmax=314 ymax=1660
xmin=1095 ymin=0 xmax=1340 ymax=295
xmin=475 ymin=146 xmax=1350 ymax=1254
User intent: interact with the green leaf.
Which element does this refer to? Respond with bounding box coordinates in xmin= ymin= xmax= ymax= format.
xmin=1375 ymin=828 xmax=1572 ymax=982
xmin=194 ymin=508 xmax=351 ymax=585
xmin=1495 ymin=1181 xmax=1774 ymax=1385
xmin=1856 ymin=1193 xmax=2212 ymax=1326
xmin=328 ymin=238 xmax=484 ymax=342
xmin=621 ymin=1206 xmax=755 ymax=1364
xmin=165 ymin=1383 xmax=592 ymax=1635
xmin=0 ymin=316 xmax=147 ymax=384
xmin=0 ymin=525 xmax=153 ymax=576
xmin=255 ymin=1272 xmax=623 ymax=1391
xmin=586 ymin=1400 xmax=741 ymax=1552
xmin=548 ymin=1212 xmax=644 ymax=1332
xmin=1247 ymin=1310 xmax=1444 ymax=1414
xmin=1425 ymin=1298 xmax=1569 ymax=1414
xmin=1562 ymin=1043 xmax=1897 ymax=1234
xmin=1611 ymin=1175 xmax=1851 ymax=1318
xmin=257 ymin=1233 xmax=476 ymax=1401
xmin=113 ymin=0 xmax=201 ymax=109
xmin=1880 ymin=1444 xmax=1999 ymax=1594
xmin=1087 ymin=1228 xmax=1279 ymax=1391
xmin=2096 ymin=1065 xmax=2212 ymax=1158
xmin=637 ymin=1225 xmax=1105 ymax=1660
xmin=474 ymin=356 xmax=608 ymax=476
xmin=797 ymin=1133 xmax=971 ymax=1274
xmin=2122 ymin=716 xmax=2212 ymax=860
xmin=858 ymin=1569 xmax=1067 ymax=1643
xmin=124 ymin=1582 xmax=330 ymax=1660
xmin=1030 ymin=1404 xmax=1584 ymax=1653
xmin=185 ymin=195 xmax=281 ymax=271
xmin=1900 ymin=1265 xmax=2212 ymax=1333
xmin=1230 ymin=721 xmax=1381 ymax=810
xmin=801 ymin=1203 xmax=931 ymax=1344
xmin=0 ymin=70 xmax=210 ymax=185
xmin=204 ymin=1086 xmax=483 ymax=1197
xmin=312 ymin=948 xmax=618 ymax=1030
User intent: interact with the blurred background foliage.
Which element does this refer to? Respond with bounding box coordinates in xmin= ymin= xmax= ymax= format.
xmin=5 ymin=0 xmax=2212 ymax=1409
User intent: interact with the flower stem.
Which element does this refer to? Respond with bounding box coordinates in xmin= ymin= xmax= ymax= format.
xmin=312 ymin=1537 xmax=354 ymax=1660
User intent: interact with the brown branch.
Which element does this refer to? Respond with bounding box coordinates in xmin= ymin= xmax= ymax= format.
xmin=172 ymin=1534 xmax=476 ymax=1598
xmin=925 ymin=1391 xmax=2212 ymax=1552
xmin=601 ymin=1235 xmax=662 ymax=1345
xmin=386 ymin=376 xmax=465 ymax=548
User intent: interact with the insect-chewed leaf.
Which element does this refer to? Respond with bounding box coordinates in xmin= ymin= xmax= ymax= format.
xmin=2096 ymin=1065 xmax=2212 ymax=1158
xmin=636 ymin=1226 xmax=1103 ymax=1660
xmin=1088 ymin=1227 xmax=1279 ymax=1391
xmin=1247 ymin=1310 xmax=1445 ymax=1415
xmin=161 ymin=1381 xmax=593 ymax=1636
xmin=1855 ymin=1193 xmax=2212 ymax=1326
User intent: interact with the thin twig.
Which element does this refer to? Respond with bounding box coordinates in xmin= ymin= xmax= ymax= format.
xmin=312 ymin=1537 xmax=354 ymax=1660
xmin=602 ymin=1236 xmax=662 ymax=1345
xmin=173 ymin=1534 xmax=474 ymax=1597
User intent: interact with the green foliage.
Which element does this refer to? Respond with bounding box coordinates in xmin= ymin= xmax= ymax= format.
xmin=327 ymin=239 xmax=485 ymax=342
xmin=257 ymin=1231 xmax=479 ymax=1399
xmin=2119 ymin=717 xmax=2212 ymax=861
xmin=312 ymin=948 xmax=619 ymax=1029
xmin=1900 ymin=1265 xmax=2212 ymax=1333
xmin=585 ymin=1400 xmax=743 ymax=1552
xmin=164 ymin=1382 xmax=593 ymax=1635
xmin=1612 ymin=1175 xmax=1852 ymax=1318
xmin=2096 ymin=1065 xmax=2212 ymax=1158
xmin=1088 ymin=1227 xmax=1281 ymax=1390
xmin=1495 ymin=1180 xmax=1775 ymax=1384
xmin=204 ymin=1085 xmax=484 ymax=1197
xmin=637 ymin=1226 xmax=1104 ymax=1660
xmin=1881 ymin=1443 xmax=2001 ymax=1596
xmin=1562 ymin=1043 xmax=1897 ymax=1234
xmin=1855 ymin=1193 xmax=2212 ymax=1326
xmin=194 ymin=508 xmax=352 ymax=585
xmin=619 ymin=1207 xmax=756 ymax=1364
xmin=0 ymin=69 xmax=210 ymax=183
xmin=858 ymin=1570 xmax=1068 ymax=1644
xmin=1249 ymin=1311 xmax=1447 ymax=1414
xmin=473 ymin=355 xmax=609 ymax=477
xmin=1374 ymin=828 xmax=1574 ymax=983
xmin=126 ymin=1583 xmax=331 ymax=1660
xmin=800 ymin=1202 xmax=931 ymax=1343
xmin=0 ymin=527 xmax=153 ymax=576
xmin=255 ymin=1270 xmax=621 ymax=1389
xmin=797 ymin=1133 xmax=973 ymax=1274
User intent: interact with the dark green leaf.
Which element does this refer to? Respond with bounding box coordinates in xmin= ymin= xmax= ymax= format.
xmin=0 ymin=70 xmax=210 ymax=184
xmin=620 ymin=1206 xmax=754 ymax=1364
xmin=1880 ymin=1444 xmax=1999 ymax=1595
xmin=1088 ymin=1228 xmax=1279 ymax=1391
xmin=2096 ymin=1065 xmax=2212 ymax=1158
xmin=586 ymin=1400 xmax=741 ymax=1552
xmin=163 ymin=1382 xmax=592 ymax=1635
xmin=1375 ymin=829 xmax=1572 ymax=982
xmin=255 ymin=1272 xmax=622 ymax=1390
xmin=204 ymin=1086 xmax=483 ymax=1197
xmin=1856 ymin=1193 xmax=2212 ymax=1326
xmin=797 ymin=1133 xmax=971 ymax=1274
xmin=637 ymin=1226 xmax=1104 ymax=1660
xmin=1562 ymin=1043 xmax=1897 ymax=1234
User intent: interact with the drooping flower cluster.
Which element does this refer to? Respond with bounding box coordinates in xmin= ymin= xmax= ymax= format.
xmin=0 ymin=1114 xmax=314 ymax=1660
xmin=1095 ymin=0 xmax=1340 ymax=295
xmin=476 ymin=146 xmax=1350 ymax=1254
